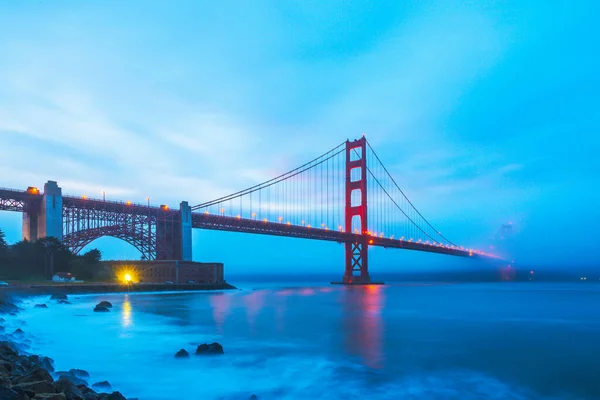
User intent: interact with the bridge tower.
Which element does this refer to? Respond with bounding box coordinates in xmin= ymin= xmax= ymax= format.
xmin=343 ymin=137 xmax=370 ymax=284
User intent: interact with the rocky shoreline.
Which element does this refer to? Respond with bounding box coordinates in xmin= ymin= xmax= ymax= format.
xmin=0 ymin=293 xmax=132 ymax=400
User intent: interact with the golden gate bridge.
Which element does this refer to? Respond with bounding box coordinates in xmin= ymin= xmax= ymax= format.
xmin=0 ymin=136 xmax=498 ymax=284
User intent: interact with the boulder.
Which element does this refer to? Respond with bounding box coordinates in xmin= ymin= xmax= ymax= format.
xmin=68 ymin=369 xmax=90 ymax=380
xmin=13 ymin=328 xmax=25 ymax=335
xmin=96 ymin=301 xmax=113 ymax=309
xmin=54 ymin=376 xmax=84 ymax=399
xmin=55 ymin=372 xmax=87 ymax=386
xmin=92 ymin=381 xmax=111 ymax=391
xmin=13 ymin=379 xmax=55 ymax=394
xmin=93 ymin=306 xmax=110 ymax=313
xmin=249 ymin=395 xmax=259 ymax=400
xmin=0 ymin=341 xmax=18 ymax=357
xmin=28 ymin=355 xmax=55 ymax=373
xmin=0 ymin=299 xmax=19 ymax=314
xmin=35 ymin=393 xmax=67 ymax=400
xmin=195 ymin=342 xmax=224 ymax=355
xmin=34 ymin=304 xmax=48 ymax=309
xmin=12 ymin=367 xmax=53 ymax=385
xmin=58 ymin=300 xmax=71 ymax=305
xmin=98 ymin=392 xmax=126 ymax=400
xmin=0 ymin=387 xmax=18 ymax=398
xmin=174 ymin=349 xmax=189 ymax=358
xmin=50 ymin=294 xmax=68 ymax=300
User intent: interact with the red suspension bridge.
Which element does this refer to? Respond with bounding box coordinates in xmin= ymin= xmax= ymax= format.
xmin=0 ymin=137 xmax=498 ymax=284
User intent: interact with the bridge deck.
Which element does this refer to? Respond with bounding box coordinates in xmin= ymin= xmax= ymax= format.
xmin=191 ymin=213 xmax=487 ymax=258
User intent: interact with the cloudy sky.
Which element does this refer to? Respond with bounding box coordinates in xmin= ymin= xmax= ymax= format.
xmin=1 ymin=0 xmax=598 ymax=276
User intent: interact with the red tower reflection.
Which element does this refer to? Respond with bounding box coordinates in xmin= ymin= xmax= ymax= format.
xmin=342 ymin=285 xmax=385 ymax=369
xmin=210 ymin=293 xmax=231 ymax=334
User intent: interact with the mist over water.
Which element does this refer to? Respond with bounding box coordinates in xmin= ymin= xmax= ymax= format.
xmin=9 ymin=282 xmax=600 ymax=399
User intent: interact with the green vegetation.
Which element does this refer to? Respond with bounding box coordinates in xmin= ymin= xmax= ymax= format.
xmin=0 ymin=227 xmax=111 ymax=281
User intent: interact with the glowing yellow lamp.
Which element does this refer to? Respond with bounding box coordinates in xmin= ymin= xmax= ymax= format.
xmin=124 ymin=273 xmax=132 ymax=282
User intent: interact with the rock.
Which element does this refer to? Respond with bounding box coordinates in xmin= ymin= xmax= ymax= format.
xmin=0 ymin=341 xmax=18 ymax=358
xmin=96 ymin=301 xmax=112 ymax=309
xmin=35 ymin=393 xmax=67 ymax=400
xmin=249 ymin=395 xmax=259 ymax=400
xmin=68 ymin=369 xmax=90 ymax=379
xmin=34 ymin=304 xmax=48 ymax=309
xmin=93 ymin=306 xmax=110 ymax=313
xmin=13 ymin=328 xmax=25 ymax=335
xmin=13 ymin=380 xmax=55 ymax=394
xmin=54 ymin=376 xmax=84 ymax=399
xmin=0 ymin=299 xmax=19 ymax=314
xmin=92 ymin=381 xmax=111 ymax=391
xmin=174 ymin=349 xmax=189 ymax=358
xmin=57 ymin=300 xmax=71 ymax=305
xmin=195 ymin=342 xmax=224 ymax=355
xmin=50 ymin=294 xmax=68 ymax=300
xmin=98 ymin=392 xmax=126 ymax=400
xmin=0 ymin=387 xmax=18 ymax=398
xmin=55 ymin=372 xmax=87 ymax=386
xmin=12 ymin=367 xmax=53 ymax=385
xmin=28 ymin=356 xmax=55 ymax=373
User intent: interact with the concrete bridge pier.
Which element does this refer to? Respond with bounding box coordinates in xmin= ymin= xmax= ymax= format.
xmin=156 ymin=200 xmax=193 ymax=260
xmin=22 ymin=181 xmax=63 ymax=242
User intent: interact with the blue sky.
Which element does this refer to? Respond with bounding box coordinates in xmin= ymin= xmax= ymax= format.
xmin=1 ymin=0 xmax=599 ymax=275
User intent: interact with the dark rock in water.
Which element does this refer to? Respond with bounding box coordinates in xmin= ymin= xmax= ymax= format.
xmin=98 ymin=391 xmax=127 ymax=400
xmin=58 ymin=300 xmax=71 ymax=304
xmin=54 ymin=376 xmax=84 ymax=399
xmin=94 ymin=306 xmax=110 ymax=313
xmin=92 ymin=380 xmax=112 ymax=390
xmin=13 ymin=379 xmax=56 ymax=394
xmin=174 ymin=349 xmax=189 ymax=358
xmin=50 ymin=294 xmax=68 ymax=300
xmin=13 ymin=328 xmax=25 ymax=335
xmin=0 ymin=387 xmax=18 ymax=399
xmin=96 ymin=301 xmax=113 ymax=308
xmin=35 ymin=394 xmax=67 ymax=400
xmin=195 ymin=342 xmax=224 ymax=355
xmin=56 ymin=372 xmax=87 ymax=386
xmin=0 ymin=341 xmax=18 ymax=357
xmin=12 ymin=367 xmax=53 ymax=384
xmin=0 ymin=298 xmax=19 ymax=314
xmin=69 ymin=368 xmax=90 ymax=379
xmin=35 ymin=303 xmax=49 ymax=308
xmin=249 ymin=395 xmax=259 ymax=400
xmin=28 ymin=355 xmax=55 ymax=373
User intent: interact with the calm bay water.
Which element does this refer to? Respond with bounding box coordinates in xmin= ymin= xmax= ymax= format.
xmin=9 ymin=282 xmax=600 ymax=399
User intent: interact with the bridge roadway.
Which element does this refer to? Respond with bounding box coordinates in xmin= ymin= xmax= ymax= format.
xmin=0 ymin=187 xmax=486 ymax=259
xmin=191 ymin=213 xmax=483 ymax=258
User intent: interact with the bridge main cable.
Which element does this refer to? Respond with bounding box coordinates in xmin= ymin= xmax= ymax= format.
xmin=191 ymin=141 xmax=346 ymax=210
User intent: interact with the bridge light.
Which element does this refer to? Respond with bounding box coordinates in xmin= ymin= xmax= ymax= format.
xmin=287 ymin=221 xmax=291 ymax=226
xmin=368 ymin=239 xmax=373 ymax=244
xmin=307 ymin=224 xmax=311 ymax=228
xmin=301 ymin=220 xmax=305 ymax=225
xmin=220 ymin=208 xmax=225 ymax=214
xmin=27 ymin=186 xmax=39 ymax=194
xmin=126 ymin=201 xmax=132 ymax=206
xmin=160 ymin=204 xmax=169 ymax=210
xmin=278 ymin=216 xmax=283 ymax=222
xmin=236 ymin=215 xmax=241 ymax=219
xmin=252 ymin=212 xmax=256 ymax=218
xmin=263 ymin=218 xmax=267 ymax=223
xmin=204 ymin=210 xmax=209 ymax=214
xmin=390 ymin=235 xmax=394 ymax=239
xmin=82 ymin=195 xmax=87 ymax=200
xmin=325 ymin=227 xmax=329 ymax=230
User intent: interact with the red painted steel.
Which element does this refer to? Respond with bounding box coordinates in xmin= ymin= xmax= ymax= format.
xmin=344 ymin=137 xmax=370 ymax=283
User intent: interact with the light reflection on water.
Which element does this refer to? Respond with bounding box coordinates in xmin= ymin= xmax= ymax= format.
xmin=121 ymin=295 xmax=132 ymax=328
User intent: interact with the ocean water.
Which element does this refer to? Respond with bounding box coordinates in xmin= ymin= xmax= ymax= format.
xmin=6 ymin=282 xmax=600 ymax=400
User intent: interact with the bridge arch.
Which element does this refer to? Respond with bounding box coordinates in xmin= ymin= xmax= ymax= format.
xmin=62 ymin=225 xmax=156 ymax=260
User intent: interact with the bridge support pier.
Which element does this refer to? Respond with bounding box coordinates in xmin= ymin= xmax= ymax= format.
xmin=22 ymin=181 xmax=62 ymax=242
xmin=180 ymin=201 xmax=192 ymax=261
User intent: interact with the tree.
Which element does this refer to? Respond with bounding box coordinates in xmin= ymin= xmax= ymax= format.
xmin=0 ymin=228 xmax=7 ymax=250
xmin=82 ymin=249 xmax=102 ymax=264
